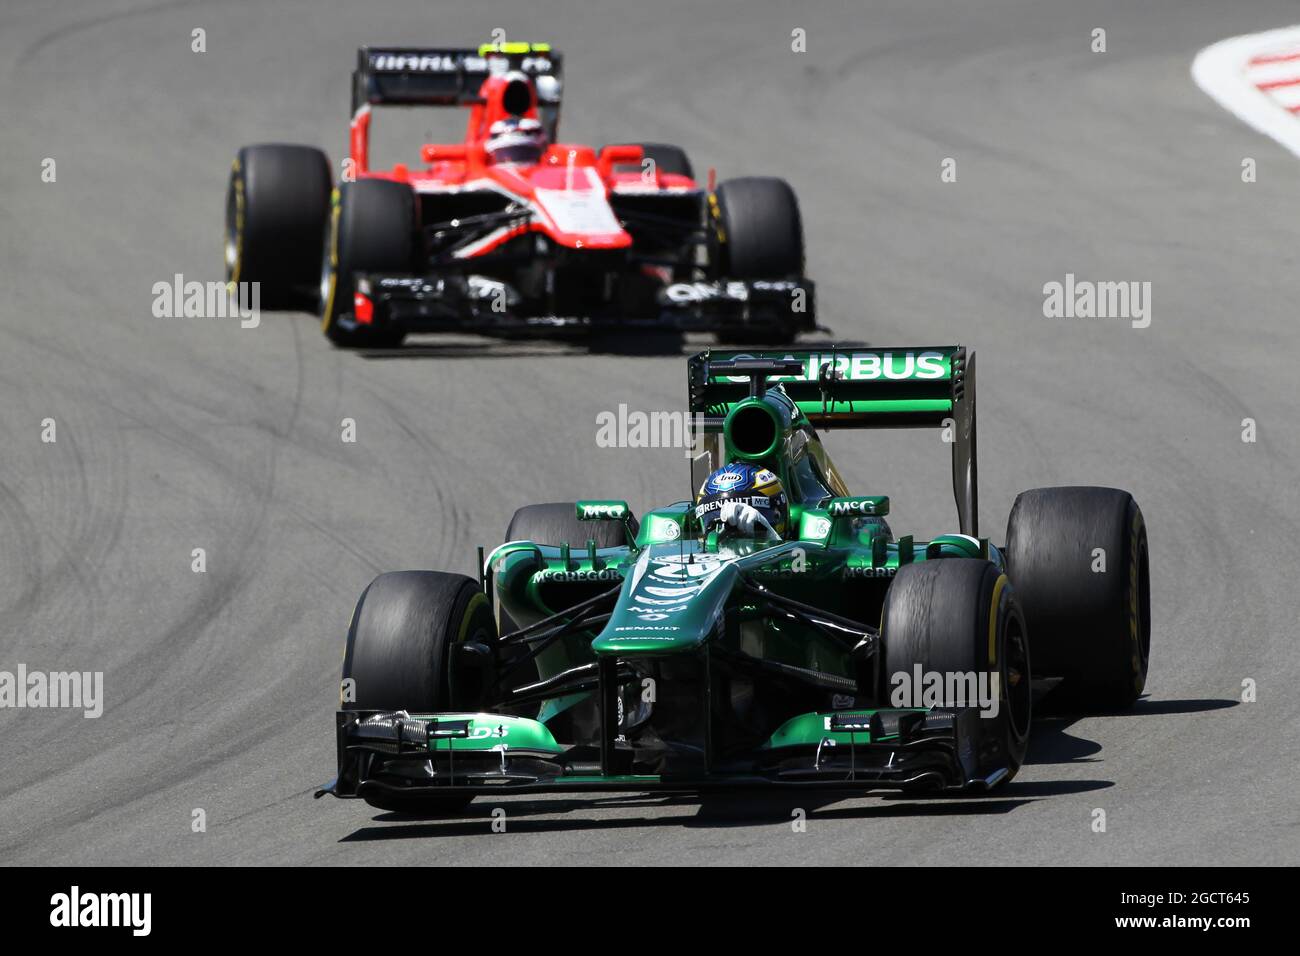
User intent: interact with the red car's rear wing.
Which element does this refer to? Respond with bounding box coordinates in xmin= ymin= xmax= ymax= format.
xmin=351 ymin=44 xmax=563 ymax=112
xmin=349 ymin=45 xmax=564 ymax=175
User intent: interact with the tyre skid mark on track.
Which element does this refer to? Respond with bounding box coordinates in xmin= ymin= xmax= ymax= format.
xmin=0 ymin=477 xmax=46 ymax=641
xmin=359 ymin=384 xmax=468 ymax=573
xmin=13 ymin=0 xmax=203 ymax=70
xmin=4 ymin=406 xmax=126 ymax=680
xmin=0 ymin=713 xmax=316 ymax=854
xmin=22 ymin=387 xmax=290 ymax=759
xmin=5 ymin=0 xmax=1297 ymax=866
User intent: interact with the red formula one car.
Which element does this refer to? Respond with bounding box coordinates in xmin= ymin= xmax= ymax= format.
xmin=225 ymin=43 xmax=815 ymax=348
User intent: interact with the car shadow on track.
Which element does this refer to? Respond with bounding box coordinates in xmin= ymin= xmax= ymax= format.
xmin=354 ymin=330 xmax=693 ymax=359
xmin=351 ymin=330 xmax=848 ymax=359
xmin=345 ymin=326 xmax=853 ymax=358
xmin=335 ymin=699 xmax=1232 ymax=842
xmin=356 ymin=343 xmax=591 ymax=360
xmin=1025 ymin=716 xmax=1104 ymax=765
xmin=1039 ymin=695 xmax=1239 ymax=719
xmin=1122 ymin=697 xmax=1239 ymax=716
xmin=336 ymin=781 xmax=1112 ymax=842
xmin=1026 ymin=696 xmax=1238 ymax=767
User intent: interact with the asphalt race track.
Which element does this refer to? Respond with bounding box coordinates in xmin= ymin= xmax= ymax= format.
xmin=2 ymin=0 xmax=1298 ymax=866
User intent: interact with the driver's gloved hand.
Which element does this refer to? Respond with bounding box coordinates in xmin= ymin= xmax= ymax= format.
xmin=719 ymin=500 xmax=779 ymax=539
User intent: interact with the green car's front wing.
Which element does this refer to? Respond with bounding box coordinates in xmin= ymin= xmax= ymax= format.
xmin=316 ymin=705 xmax=1008 ymax=803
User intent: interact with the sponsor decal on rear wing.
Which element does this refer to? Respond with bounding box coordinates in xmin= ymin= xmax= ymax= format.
xmin=688 ymin=346 xmax=966 ymax=427
xmin=687 ymin=345 xmax=979 ymax=536
xmin=352 ymin=45 xmax=563 ymax=110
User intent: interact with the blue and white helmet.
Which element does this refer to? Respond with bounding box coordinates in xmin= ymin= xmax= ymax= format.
xmin=694 ymin=463 xmax=788 ymax=537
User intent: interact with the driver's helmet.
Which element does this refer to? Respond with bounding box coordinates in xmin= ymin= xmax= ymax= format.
xmin=694 ymin=463 xmax=789 ymax=538
xmin=485 ymin=117 xmax=547 ymax=165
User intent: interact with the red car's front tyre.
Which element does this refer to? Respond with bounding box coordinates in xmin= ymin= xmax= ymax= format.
xmin=320 ymin=178 xmax=418 ymax=349
xmin=225 ymin=144 xmax=331 ymax=310
xmin=710 ymin=177 xmax=806 ymax=345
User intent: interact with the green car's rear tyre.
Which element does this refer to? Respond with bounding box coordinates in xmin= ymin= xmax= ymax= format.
xmin=505 ymin=502 xmax=636 ymax=551
xmin=499 ymin=502 xmax=637 ymax=636
xmin=1006 ymin=486 xmax=1150 ymax=712
xmin=341 ymin=570 xmax=494 ymax=815
xmin=881 ymin=559 xmax=1032 ymax=788
xmin=225 ymin=144 xmax=331 ymax=310
xmin=321 ymin=178 xmax=417 ymax=349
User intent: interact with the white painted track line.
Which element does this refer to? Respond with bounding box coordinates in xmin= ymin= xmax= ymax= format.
xmin=1194 ymin=24 xmax=1300 ymax=156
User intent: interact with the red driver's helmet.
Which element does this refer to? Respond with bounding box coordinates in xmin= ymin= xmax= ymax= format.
xmin=485 ymin=117 xmax=547 ymax=165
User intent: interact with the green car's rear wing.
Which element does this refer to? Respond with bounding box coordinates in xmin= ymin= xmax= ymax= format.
xmin=687 ymin=346 xmax=978 ymax=536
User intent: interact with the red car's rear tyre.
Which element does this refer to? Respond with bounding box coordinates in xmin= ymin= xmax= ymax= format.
xmin=607 ymin=142 xmax=694 ymax=181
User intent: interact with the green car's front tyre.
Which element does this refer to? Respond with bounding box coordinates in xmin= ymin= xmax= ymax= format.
xmin=1006 ymin=486 xmax=1151 ymax=712
xmin=341 ymin=571 xmax=495 ymax=815
xmin=342 ymin=570 xmax=494 ymax=713
xmin=881 ymin=559 xmax=1032 ymax=788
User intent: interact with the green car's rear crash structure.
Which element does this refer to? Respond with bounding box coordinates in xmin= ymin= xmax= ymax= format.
xmin=318 ymin=346 xmax=1151 ymax=812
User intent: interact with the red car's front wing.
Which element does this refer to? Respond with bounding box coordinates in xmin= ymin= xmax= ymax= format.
xmin=349 ymin=273 xmax=817 ymax=339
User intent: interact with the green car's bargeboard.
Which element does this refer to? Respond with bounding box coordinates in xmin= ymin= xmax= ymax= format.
xmin=318 ymin=346 xmax=1152 ymax=812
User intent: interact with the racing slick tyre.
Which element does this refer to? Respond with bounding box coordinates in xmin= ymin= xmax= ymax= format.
xmin=711 ymin=177 xmax=806 ymax=345
xmin=498 ymin=502 xmax=637 ymax=634
xmin=341 ymin=571 xmax=495 ymax=814
xmin=321 ymin=179 xmax=417 ymax=349
xmin=880 ymin=559 xmax=1032 ymax=788
xmin=225 ymin=144 xmax=331 ymax=310
xmin=609 ymin=142 xmax=694 ymax=180
xmin=1005 ymin=486 xmax=1151 ymax=712
xmin=497 ymin=503 xmax=638 ymax=727
xmin=505 ymin=502 xmax=636 ymax=550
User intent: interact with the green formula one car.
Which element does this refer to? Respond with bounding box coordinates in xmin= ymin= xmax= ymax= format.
xmin=318 ymin=346 xmax=1151 ymax=812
